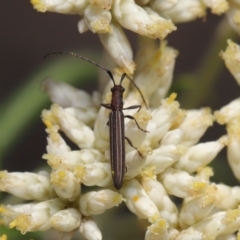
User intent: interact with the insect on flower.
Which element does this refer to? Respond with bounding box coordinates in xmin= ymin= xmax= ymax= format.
xmin=44 ymin=52 xmax=148 ymax=189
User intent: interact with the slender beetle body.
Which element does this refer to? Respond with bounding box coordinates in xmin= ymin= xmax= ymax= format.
xmin=109 ymin=110 xmax=125 ymax=189
xmin=44 ymin=52 xmax=147 ymax=190
xmin=101 ymin=75 xmax=147 ymax=189
xmin=101 ymin=81 xmax=127 ymax=189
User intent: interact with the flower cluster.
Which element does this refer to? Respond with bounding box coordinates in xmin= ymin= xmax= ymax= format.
xmin=1 ymin=0 xmax=240 ymax=238
xmin=1 ymin=38 xmax=240 ymax=239
xmin=30 ymin=0 xmax=234 ymax=74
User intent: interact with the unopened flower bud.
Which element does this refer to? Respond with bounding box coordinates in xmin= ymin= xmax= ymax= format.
xmin=50 ymin=169 xmax=80 ymax=201
xmin=50 ymin=208 xmax=82 ymax=232
xmin=120 ymin=179 xmax=160 ymax=222
xmin=0 ymin=171 xmax=55 ymax=201
xmin=79 ymin=217 xmax=102 ymax=240
xmin=79 ymin=189 xmax=123 ymax=215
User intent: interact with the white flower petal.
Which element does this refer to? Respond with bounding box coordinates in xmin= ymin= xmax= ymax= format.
xmin=112 ymin=0 xmax=176 ymax=39
xmin=79 ymin=217 xmax=102 ymax=240
xmin=145 ymin=219 xmax=169 ymax=240
xmin=99 ymin=22 xmax=135 ymax=73
xmin=215 ymin=98 xmax=240 ymax=124
xmin=43 ymin=149 xmax=104 ymax=170
xmin=141 ymin=177 xmax=178 ymax=228
xmin=50 ymin=208 xmax=82 ymax=231
xmin=84 ymin=5 xmax=112 ymax=33
xmin=174 ymin=136 xmax=227 ymax=173
xmin=160 ymin=168 xmax=209 ymax=198
xmin=179 ymin=185 xmax=217 ymax=228
xmin=79 ymin=190 xmax=123 ymax=215
xmin=0 ymin=171 xmax=56 ymax=201
xmin=50 ymin=169 xmax=81 ymax=201
xmin=157 ymin=0 xmax=206 ymax=23
xmin=120 ymin=179 xmax=160 ymax=222
xmin=31 ymin=0 xmax=88 ymax=14
xmin=221 ymin=39 xmax=240 ymax=86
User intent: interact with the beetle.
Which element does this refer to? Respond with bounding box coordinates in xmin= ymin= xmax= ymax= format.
xmin=101 ymin=72 xmax=148 ymax=189
xmin=44 ymin=52 xmax=148 ymax=189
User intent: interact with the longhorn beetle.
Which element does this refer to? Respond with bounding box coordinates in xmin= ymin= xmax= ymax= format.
xmin=44 ymin=52 xmax=148 ymax=189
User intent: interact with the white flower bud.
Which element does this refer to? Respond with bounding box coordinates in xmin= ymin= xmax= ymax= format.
xmin=149 ymin=56 xmax=178 ymax=107
xmin=94 ymin=107 xmax=110 ymax=151
xmin=89 ymin=0 xmax=112 ymax=10
xmin=78 ymin=18 xmax=90 ymax=33
xmin=145 ymin=219 xmax=169 ymax=240
xmin=79 ymin=190 xmax=123 ymax=215
xmin=215 ymin=184 xmax=240 ymax=209
xmin=64 ymin=107 xmax=98 ymax=128
xmin=174 ymin=136 xmax=227 ymax=173
xmin=45 ymin=104 xmax=95 ymax=149
xmin=43 ymin=79 xmax=95 ymax=109
xmin=99 ymin=22 xmax=135 ymax=73
xmin=43 ymin=149 xmax=104 ymax=170
xmin=202 ymin=0 xmax=229 ymax=15
xmin=112 ymin=0 xmax=176 ymax=39
xmin=161 ymin=128 xmax=184 ymax=146
xmin=0 ymin=203 xmax=36 ymax=226
xmin=168 ymin=229 xmax=180 ymax=239
xmin=0 ymin=199 xmax=65 ymax=234
xmin=196 ymin=167 xmax=214 ymax=183
xmin=192 ymin=208 xmax=240 ymax=238
xmin=215 ymin=98 xmax=240 ymax=124
xmin=50 ymin=208 xmax=82 ymax=232
xmin=45 ymin=125 xmax=71 ymax=154
xmin=156 ymin=0 xmax=206 ymax=23
xmin=80 ymin=162 xmax=112 ymax=187
xmin=150 ymin=0 xmax=178 ymax=12
xmin=227 ymin=118 xmax=240 ymax=181
xmin=0 ymin=171 xmax=56 ymax=201
xmin=143 ymin=94 xmax=180 ymax=148
xmin=179 ymin=185 xmax=217 ymax=228
xmin=125 ymin=150 xmax=147 ymax=179
xmin=31 ymin=0 xmax=88 ymax=14
xmin=160 ymin=168 xmax=209 ymax=198
xmin=179 ymin=108 xmax=213 ymax=147
xmin=175 ymin=228 xmax=203 ymax=240
xmin=50 ymin=169 xmax=80 ymax=201
xmin=120 ymin=179 xmax=160 ymax=222
xmin=84 ymin=5 xmax=112 ymax=33
xmin=79 ymin=217 xmax=102 ymax=240
xmin=141 ymin=177 xmax=178 ymax=228
xmin=220 ymin=39 xmax=240 ymax=86
xmin=145 ymin=144 xmax=183 ymax=174
xmin=133 ymin=42 xmax=178 ymax=107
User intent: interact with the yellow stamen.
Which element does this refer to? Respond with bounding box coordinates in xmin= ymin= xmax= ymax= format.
xmin=132 ymin=195 xmax=139 ymax=202
xmin=30 ymin=0 xmax=47 ymax=12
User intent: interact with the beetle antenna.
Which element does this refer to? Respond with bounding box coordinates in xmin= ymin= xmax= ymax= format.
xmin=43 ymin=51 xmax=116 ymax=85
xmin=44 ymin=52 xmax=148 ymax=107
xmin=125 ymin=75 xmax=148 ymax=109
